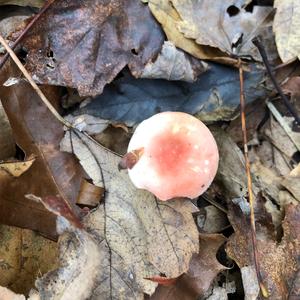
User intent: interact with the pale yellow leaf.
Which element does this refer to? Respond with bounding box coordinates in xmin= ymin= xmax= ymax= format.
xmin=0 ymin=155 xmax=35 ymax=177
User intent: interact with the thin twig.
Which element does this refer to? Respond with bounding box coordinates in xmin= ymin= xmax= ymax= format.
xmin=0 ymin=34 xmax=72 ymax=128
xmin=238 ymin=58 xmax=269 ymax=298
xmin=0 ymin=0 xmax=55 ymax=70
xmin=252 ymin=37 xmax=300 ymax=126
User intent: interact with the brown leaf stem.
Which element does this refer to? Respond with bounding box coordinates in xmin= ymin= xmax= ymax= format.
xmin=0 ymin=0 xmax=56 ymax=70
xmin=0 ymin=34 xmax=72 ymax=128
xmin=238 ymin=58 xmax=269 ymax=298
xmin=252 ymin=37 xmax=300 ymax=126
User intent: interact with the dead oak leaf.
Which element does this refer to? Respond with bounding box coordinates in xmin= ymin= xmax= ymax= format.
xmin=22 ymin=0 xmax=164 ymax=97
xmin=171 ymin=0 xmax=274 ymax=60
xmin=226 ymin=203 xmax=300 ymax=299
xmin=41 ymin=130 xmax=200 ymax=299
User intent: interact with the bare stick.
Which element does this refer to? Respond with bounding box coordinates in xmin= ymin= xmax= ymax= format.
xmin=252 ymin=37 xmax=300 ymax=126
xmin=238 ymin=58 xmax=269 ymax=298
xmin=0 ymin=0 xmax=56 ymax=70
xmin=0 ymin=34 xmax=72 ymax=128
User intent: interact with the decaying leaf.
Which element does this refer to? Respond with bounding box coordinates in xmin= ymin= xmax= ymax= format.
xmin=0 ymin=155 xmax=35 ymax=177
xmin=0 ymin=224 xmax=58 ymax=296
xmin=227 ymin=202 xmax=300 ymax=299
xmin=273 ymin=0 xmax=300 ymax=62
xmin=37 ymin=130 xmax=200 ymax=299
xmin=147 ymin=0 xmax=237 ymax=65
xmin=141 ymin=41 xmax=208 ymax=81
xmin=22 ymin=0 xmax=164 ymax=96
xmin=150 ymin=233 xmax=227 ymax=300
xmin=0 ymin=63 xmax=84 ymax=239
xmin=74 ymin=63 xmax=267 ymax=126
xmin=171 ymin=0 xmax=275 ymax=60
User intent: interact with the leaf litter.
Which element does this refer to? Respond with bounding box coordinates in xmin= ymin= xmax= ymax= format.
xmin=0 ymin=0 xmax=300 ymax=299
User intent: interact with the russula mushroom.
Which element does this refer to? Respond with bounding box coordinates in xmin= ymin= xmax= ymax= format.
xmin=126 ymin=112 xmax=219 ymax=201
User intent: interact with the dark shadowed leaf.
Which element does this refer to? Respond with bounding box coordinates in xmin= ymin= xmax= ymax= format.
xmin=74 ymin=63 xmax=267 ymax=126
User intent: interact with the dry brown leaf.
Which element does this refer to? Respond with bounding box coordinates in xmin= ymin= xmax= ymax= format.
xmin=0 ymin=224 xmax=58 ymax=296
xmin=282 ymin=76 xmax=300 ymax=102
xmin=37 ymin=130 xmax=200 ymax=299
xmin=148 ymin=0 xmax=237 ymax=65
xmin=22 ymin=0 xmax=164 ymax=97
xmin=0 ymin=63 xmax=84 ymax=239
xmin=227 ymin=203 xmax=300 ymax=299
xmin=150 ymin=233 xmax=227 ymax=300
xmin=0 ymin=155 xmax=35 ymax=177
xmin=273 ymin=0 xmax=300 ymax=62
xmin=0 ymin=101 xmax=15 ymax=160
xmin=171 ymin=0 xmax=275 ymax=60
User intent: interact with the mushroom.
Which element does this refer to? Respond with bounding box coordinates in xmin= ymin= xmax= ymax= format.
xmin=125 ymin=112 xmax=219 ymax=201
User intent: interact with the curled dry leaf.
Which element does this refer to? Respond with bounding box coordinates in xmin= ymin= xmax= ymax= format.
xmin=150 ymin=233 xmax=227 ymax=300
xmin=226 ymin=202 xmax=300 ymax=299
xmin=141 ymin=41 xmax=208 ymax=81
xmin=171 ymin=0 xmax=275 ymax=60
xmin=273 ymin=0 xmax=300 ymax=62
xmin=76 ymin=178 xmax=104 ymax=207
xmin=22 ymin=0 xmax=164 ymax=96
xmin=0 ymin=154 xmax=35 ymax=177
xmin=41 ymin=130 xmax=199 ymax=299
xmin=0 ymin=63 xmax=84 ymax=239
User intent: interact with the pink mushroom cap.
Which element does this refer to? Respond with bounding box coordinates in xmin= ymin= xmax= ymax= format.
xmin=127 ymin=112 xmax=219 ymax=201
